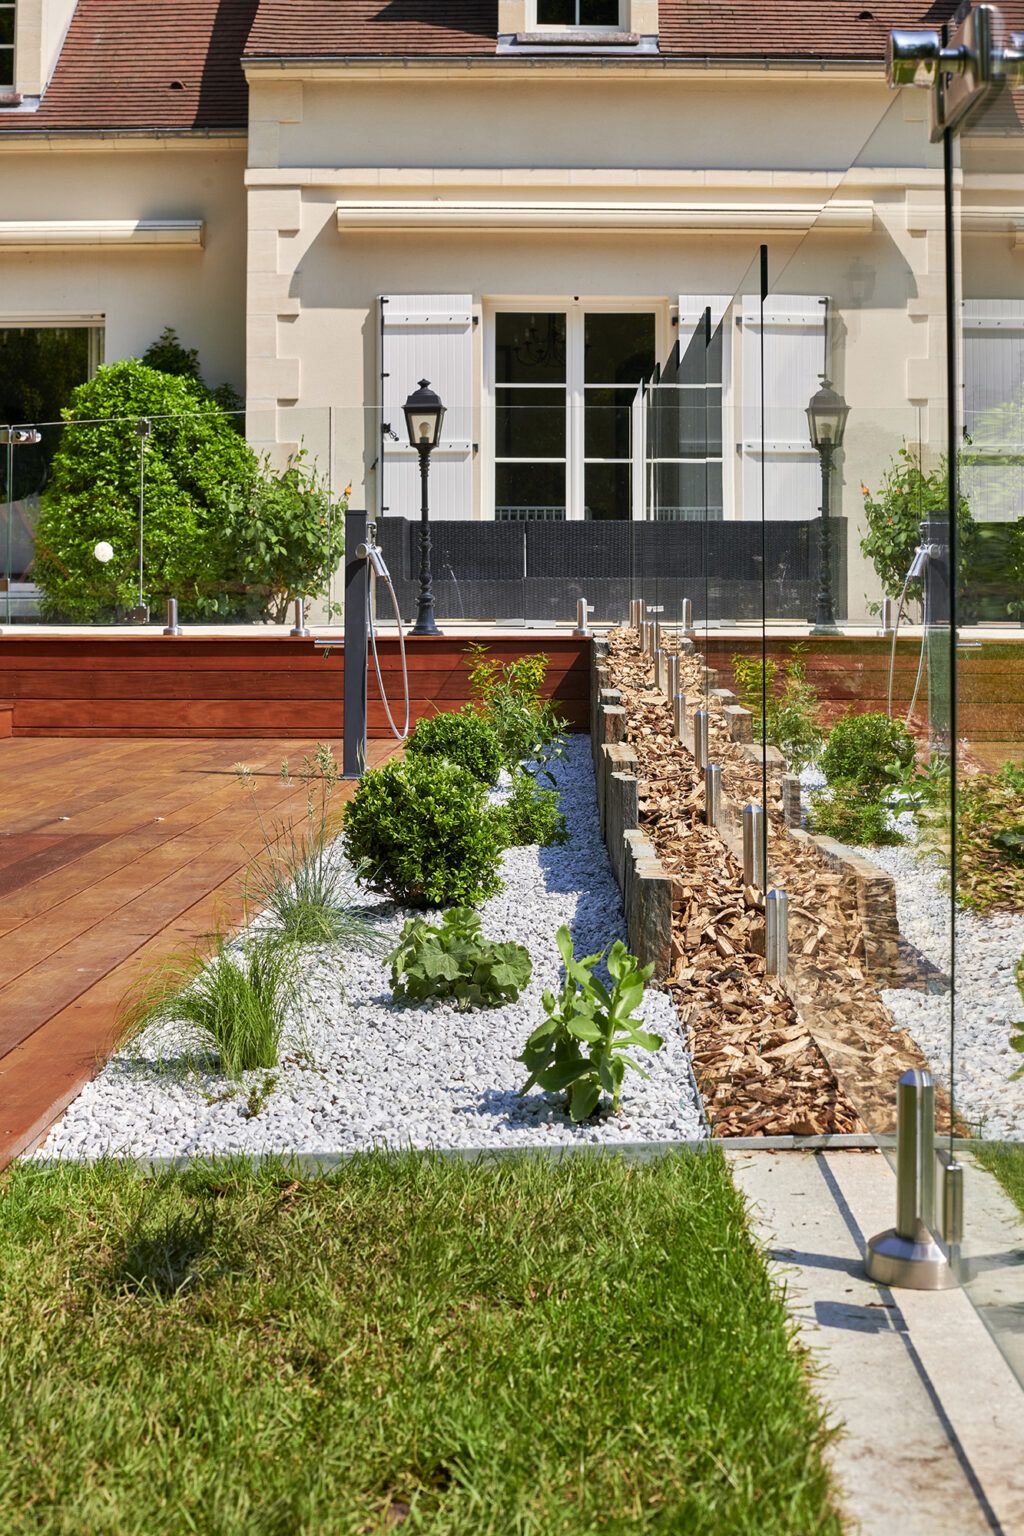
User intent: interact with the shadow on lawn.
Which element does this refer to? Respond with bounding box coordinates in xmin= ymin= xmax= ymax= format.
xmin=108 ymin=1196 xmax=215 ymax=1299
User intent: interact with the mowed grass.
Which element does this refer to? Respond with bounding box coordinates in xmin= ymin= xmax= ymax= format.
xmin=0 ymin=1150 xmax=841 ymax=1536
xmin=971 ymin=1141 xmax=1024 ymax=1215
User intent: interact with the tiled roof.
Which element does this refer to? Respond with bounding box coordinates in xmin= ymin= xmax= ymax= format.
xmin=3 ymin=0 xmax=258 ymax=131
xmin=5 ymin=0 xmax=1024 ymax=135
xmin=246 ymin=2 xmax=498 ymax=58
xmin=243 ymin=0 xmax=984 ymax=60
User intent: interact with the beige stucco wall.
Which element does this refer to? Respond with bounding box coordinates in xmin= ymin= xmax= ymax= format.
xmin=243 ymin=67 xmax=970 ymax=618
xmin=0 ymin=139 xmax=248 ymax=390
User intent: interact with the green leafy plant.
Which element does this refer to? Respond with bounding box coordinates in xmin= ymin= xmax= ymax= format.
xmin=218 ymin=449 xmax=345 ymax=623
xmin=518 ymin=926 xmax=662 ymax=1122
xmin=820 ymin=712 xmax=916 ymax=796
xmin=810 ymin=711 xmax=916 ymax=847
xmin=31 ymin=360 xmax=343 ymax=624
xmin=117 ymin=931 xmax=300 ymax=1077
xmin=808 ymin=789 xmax=903 ymax=848
xmin=859 ymin=444 xmax=974 ymax=609
xmin=236 ymin=744 xmax=383 ymax=951
xmin=387 ymin=908 xmax=532 ymax=1010
xmin=731 ymin=648 xmax=824 ymax=771
xmin=465 ymin=643 xmax=567 ymax=774
xmin=342 ymin=756 xmax=505 ymax=909
xmin=494 ymin=769 xmax=569 ymax=848
xmin=141 ymin=325 xmax=243 ymax=416
xmin=955 ymin=766 xmax=1024 ymax=913
xmin=405 ymin=706 xmax=503 ymax=786
xmin=1009 ymin=952 xmax=1024 ymax=1080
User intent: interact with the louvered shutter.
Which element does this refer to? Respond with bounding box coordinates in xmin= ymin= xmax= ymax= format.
xmin=380 ymin=294 xmax=474 ymax=521
xmin=962 ymin=298 xmax=1024 ymax=523
xmin=677 ymin=294 xmax=731 ymax=358
xmin=739 ymin=295 xmax=825 ymax=520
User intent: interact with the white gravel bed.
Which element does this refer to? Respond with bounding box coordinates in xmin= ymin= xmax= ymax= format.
xmin=799 ymin=766 xmax=1024 ymax=1140
xmin=34 ymin=737 xmax=705 ymax=1160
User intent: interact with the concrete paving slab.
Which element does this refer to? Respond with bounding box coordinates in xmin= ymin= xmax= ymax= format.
xmin=728 ymin=1149 xmax=1024 ymax=1536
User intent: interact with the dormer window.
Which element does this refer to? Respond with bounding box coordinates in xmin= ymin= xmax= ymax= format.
xmin=0 ymin=3 xmax=15 ymax=90
xmin=535 ymin=1 xmax=622 ymax=25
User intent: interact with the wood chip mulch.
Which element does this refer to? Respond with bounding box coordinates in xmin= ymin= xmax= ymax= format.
xmin=606 ymin=628 xmax=949 ymax=1138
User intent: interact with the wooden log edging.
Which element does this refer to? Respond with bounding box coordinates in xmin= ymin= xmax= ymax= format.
xmin=589 ymin=631 xmax=902 ymax=992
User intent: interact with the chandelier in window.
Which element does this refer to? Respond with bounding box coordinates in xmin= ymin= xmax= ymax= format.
xmin=512 ymin=314 xmax=566 ymax=370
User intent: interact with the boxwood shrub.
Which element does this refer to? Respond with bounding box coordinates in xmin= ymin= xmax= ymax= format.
xmin=820 ymin=712 xmax=916 ymax=795
xmin=342 ymin=757 xmax=504 ymax=909
xmin=405 ymin=707 xmax=503 ymax=786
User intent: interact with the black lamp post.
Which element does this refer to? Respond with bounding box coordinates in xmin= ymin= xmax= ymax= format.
xmin=403 ymin=378 xmax=445 ymax=637
xmin=806 ymin=378 xmax=850 ymax=634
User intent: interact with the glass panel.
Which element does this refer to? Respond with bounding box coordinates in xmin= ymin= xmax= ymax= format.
xmin=584 ymin=312 xmax=655 ymax=384
xmin=952 ymin=16 xmax=1024 ymax=1387
xmin=584 ymin=462 xmax=630 ymax=520
xmin=652 ymin=461 xmax=722 ymax=522
xmin=495 ymin=459 xmax=566 ymax=518
xmin=0 ymin=10 xmax=14 ymax=49
xmin=537 ymin=0 xmax=575 ymax=23
xmin=584 ymin=388 xmax=631 ymax=459
xmin=494 ymin=388 xmax=565 ymax=457
xmin=580 ymin=0 xmax=619 ymax=23
xmin=495 ymin=312 xmax=567 ymax=384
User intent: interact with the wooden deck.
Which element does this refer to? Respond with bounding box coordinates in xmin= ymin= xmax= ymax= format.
xmin=0 ymin=735 xmax=398 ymax=1167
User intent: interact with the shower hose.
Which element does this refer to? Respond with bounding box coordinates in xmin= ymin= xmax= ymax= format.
xmin=886 ymin=551 xmax=930 ymax=726
xmin=361 ymin=541 xmax=411 ymax=741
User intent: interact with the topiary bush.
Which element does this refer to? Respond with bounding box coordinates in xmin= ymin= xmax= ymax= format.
xmin=31 ymin=359 xmax=344 ymax=624
xmin=33 ymin=360 xmax=257 ymax=623
xmin=342 ymin=756 xmax=505 ymax=909
xmin=820 ymin=712 xmax=916 ymax=795
xmin=405 ymin=707 xmax=503 ymax=786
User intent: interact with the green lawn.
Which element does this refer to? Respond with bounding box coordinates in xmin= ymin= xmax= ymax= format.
xmin=971 ymin=1141 xmax=1024 ymax=1215
xmin=0 ymin=1150 xmax=841 ymax=1535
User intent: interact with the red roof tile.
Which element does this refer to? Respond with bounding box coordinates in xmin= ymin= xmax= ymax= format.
xmin=3 ymin=0 xmax=257 ymax=131
xmin=243 ymin=0 xmax=998 ymax=61
xmin=4 ymin=0 xmax=1024 ymax=135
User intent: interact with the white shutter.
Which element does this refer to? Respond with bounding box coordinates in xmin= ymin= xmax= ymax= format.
xmin=380 ymin=294 xmax=474 ymax=521
xmin=677 ymin=294 xmax=731 ymax=359
xmin=962 ymin=298 xmax=1024 ymax=524
xmin=739 ymin=294 xmax=825 ymax=521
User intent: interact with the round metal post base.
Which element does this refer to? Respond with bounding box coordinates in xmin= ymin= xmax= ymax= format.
xmin=865 ymin=1227 xmax=957 ymax=1291
xmin=809 ymin=622 xmax=841 ymax=636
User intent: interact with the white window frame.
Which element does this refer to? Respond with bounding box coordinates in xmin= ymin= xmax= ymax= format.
xmin=531 ymin=1 xmax=625 ymax=32
xmin=0 ymin=1 xmax=15 ymax=90
xmin=482 ymin=297 xmax=669 ymax=521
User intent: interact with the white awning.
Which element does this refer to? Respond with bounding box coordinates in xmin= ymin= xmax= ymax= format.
xmin=336 ymin=199 xmax=874 ymax=235
xmin=0 ymin=220 xmax=205 ymax=249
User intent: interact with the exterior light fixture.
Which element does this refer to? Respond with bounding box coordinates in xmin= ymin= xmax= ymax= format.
xmin=403 ymin=379 xmax=445 ymax=637
xmin=806 ymin=378 xmax=849 ymax=634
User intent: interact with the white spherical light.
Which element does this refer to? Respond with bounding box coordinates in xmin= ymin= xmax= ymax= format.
xmin=93 ymin=541 xmax=114 ymax=564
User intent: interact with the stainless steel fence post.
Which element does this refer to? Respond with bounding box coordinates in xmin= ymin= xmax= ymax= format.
xmin=765 ymin=889 xmax=789 ymax=977
xmin=742 ymin=804 xmax=766 ymax=889
xmin=654 ymin=647 xmax=665 ymax=693
xmin=666 ymin=653 xmax=679 ymax=701
xmin=343 ymin=510 xmax=369 ymax=779
xmin=705 ymin=763 xmax=722 ymax=828
xmin=865 ymin=1070 xmax=957 ymax=1289
xmin=629 ymin=598 xmax=643 ymax=630
xmin=681 ymin=597 xmax=693 ymax=636
xmin=639 ymin=620 xmax=650 ymax=653
xmin=290 ymin=597 xmax=311 ymax=637
xmin=693 ymin=709 xmax=709 ymax=770
xmin=162 ymin=598 xmax=182 ymax=637
xmin=673 ymin=692 xmax=686 ymax=742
